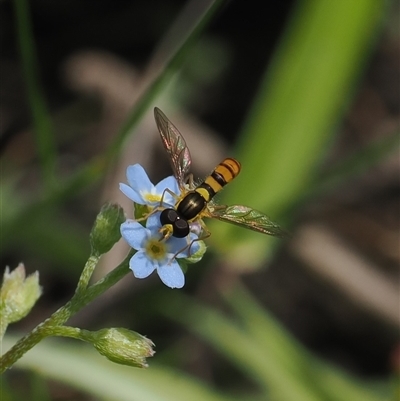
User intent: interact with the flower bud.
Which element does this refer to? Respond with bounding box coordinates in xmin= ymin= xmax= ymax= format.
xmin=90 ymin=328 xmax=155 ymax=368
xmin=90 ymin=203 xmax=125 ymax=255
xmin=185 ymin=240 xmax=207 ymax=264
xmin=0 ymin=264 xmax=42 ymax=324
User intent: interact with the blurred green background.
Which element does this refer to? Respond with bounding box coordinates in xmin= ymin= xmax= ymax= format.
xmin=1 ymin=0 xmax=399 ymax=400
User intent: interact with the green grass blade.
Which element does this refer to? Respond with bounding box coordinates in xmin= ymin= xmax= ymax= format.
xmin=4 ymin=0 xmax=228 ymax=244
xmin=315 ymin=129 xmax=400 ymax=196
xmin=162 ymin=289 xmax=388 ymax=401
xmin=109 ymin=0 xmax=229 ymax=155
xmin=2 ymin=335 xmax=232 ymax=401
xmin=209 ymin=0 xmax=387 ymax=267
xmin=222 ymin=283 xmax=388 ymax=401
xmin=13 ymin=0 xmax=57 ymax=191
xmin=162 ymin=294 xmax=325 ymax=401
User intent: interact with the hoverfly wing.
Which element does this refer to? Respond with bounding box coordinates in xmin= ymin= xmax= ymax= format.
xmin=209 ymin=204 xmax=288 ymax=238
xmin=154 ymin=107 xmax=192 ymax=188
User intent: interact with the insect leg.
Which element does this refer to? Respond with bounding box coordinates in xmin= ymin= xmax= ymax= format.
xmin=130 ymin=187 xmax=179 ymax=226
xmin=159 ymin=187 xmax=180 ymax=207
xmin=168 ymin=220 xmax=210 ymax=264
xmin=185 ymin=173 xmax=195 ymax=188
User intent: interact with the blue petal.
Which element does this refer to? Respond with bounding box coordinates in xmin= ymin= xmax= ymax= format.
xmin=129 ymin=251 xmax=156 ymax=278
xmin=188 ymin=232 xmax=200 ymax=252
xmin=157 ymin=260 xmax=184 ymax=288
xmin=121 ymin=219 xmax=148 ymax=250
xmin=155 ymin=176 xmax=180 ymax=206
xmin=186 ymin=237 xmax=200 ymax=256
xmin=167 ymin=233 xmax=200 ymax=258
xmin=126 ymin=164 xmax=153 ymax=194
xmin=167 ymin=236 xmax=187 ymax=252
xmin=119 ymin=183 xmax=143 ymax=204
xmin=146 ymin=212 xmax=162 ymax=231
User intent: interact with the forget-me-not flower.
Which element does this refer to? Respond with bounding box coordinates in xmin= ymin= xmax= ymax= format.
xmin=119 ymin=164 xmax=179 ymax=209
xmin=121 ymin=213 xmax=200 ymax=289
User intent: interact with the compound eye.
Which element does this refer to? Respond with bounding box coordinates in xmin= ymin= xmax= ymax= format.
xmin=173 ymin=218 xmax=190 ymax=238
xmin=160 ymin=208 xmax=178 ymax=225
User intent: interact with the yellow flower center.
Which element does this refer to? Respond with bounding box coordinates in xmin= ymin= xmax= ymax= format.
xmin=145 ymin=238 xmax=168 ymax=261
xmin=143 ymin=193 xmax=162 ymax=203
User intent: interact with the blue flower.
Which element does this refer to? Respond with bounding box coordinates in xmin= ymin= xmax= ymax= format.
xmin=119 ymin=164 xmax=179 ymax=208
xmin=121 ymin=213 xmax=200 ymax=289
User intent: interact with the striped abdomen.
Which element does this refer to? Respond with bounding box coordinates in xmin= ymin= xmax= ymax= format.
xmin=176 ymin=158 xmax=241 ymax=221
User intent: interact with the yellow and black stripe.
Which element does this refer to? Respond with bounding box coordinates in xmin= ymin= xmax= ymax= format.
xmin=176 ymin=158 xmax=241 ymax=222
xmin=199 ymin=158 xmax=241 ymax=200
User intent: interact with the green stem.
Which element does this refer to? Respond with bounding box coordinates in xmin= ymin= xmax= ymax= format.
xmin=0 ymin=320 xmax=8 ymax=340
xmin=0 ymin=251 xmax=132 ymax=373
xmin=75 ymin=253 xmax=101 ymax=294
xmin=41 ymin=325 xmax=83 ymax=339
xmin=42 ymin=326 xmax=96 ymax=344
xmin=39 ymin=325 xmax=95 ymax=344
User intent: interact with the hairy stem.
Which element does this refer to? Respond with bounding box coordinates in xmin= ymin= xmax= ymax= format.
xmin=0 ymin=252 xmax=131 ymax=373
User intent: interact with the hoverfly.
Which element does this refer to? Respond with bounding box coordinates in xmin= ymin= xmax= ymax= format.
xmin=153 ymin=107 xmax=286 ymax=247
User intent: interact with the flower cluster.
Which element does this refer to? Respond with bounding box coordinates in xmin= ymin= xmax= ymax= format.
xmin=120 ymin=164 xmax=205 ymax=289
